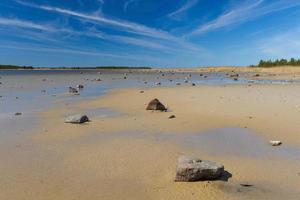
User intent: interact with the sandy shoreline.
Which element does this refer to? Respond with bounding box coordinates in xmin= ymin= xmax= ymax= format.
xmin=1 ymin=69 xmax=300 ymax=199
xmin=6 ymin=84 xmax=297 ymax=199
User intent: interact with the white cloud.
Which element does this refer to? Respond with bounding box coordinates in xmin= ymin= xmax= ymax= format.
xmin=168 ymin=0 xmax=198 ymax=19
xmin=15 ymin=0 xmax=172 ymax=40
xmin=0 ymin=44 xmax=125 ymax=58
xmin=189 ymin=0 xmax=300 ymax=36
xmin=123 ymin=0 xmax=139 ymax=12
xmin=259 ymin=28 xmax=300 ymax=58
xmin=14 ymin=0 xmax=203 ymax=52
xmin=0 ymin=17 xmax=178 ymax=52
xmin=0 ymin=17 xmax=53 ymax=31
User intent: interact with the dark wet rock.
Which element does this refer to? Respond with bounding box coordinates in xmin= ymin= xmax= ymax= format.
xmin=254 ymin=74 xmax=260 ymax=77
xmin=15 ymin=112 xmax=22 ymax=116
xmin=140 ymin=90 xmax=144 ymax=93
xmin=200 ymin=73 xmax=203 ymax=76
xmin=240 ymin=183 xmax=253 ymax=187
xmin=146 ymin=99 xmax=167 ymax=111
xmin=156 ymin=82 xmax=161 ymax=86
xmin=176 ymin=83 xmax=181 ymax=85
xmin=233 ymin=78 xmax=238 ymax=81
xmin=96 ymin=78 xmax=102 ymax=81
xmin=69 ymin=87 xmax=79 ymax=94
xmin=204 ymin=75 xmax=208 ymax=78
xmin=77 ymin=84 xmax=84 ymax=89
xmin=41 ymin=90 xmax=46 ymax=93
xmin=230 ymin=74 xmax=239 ymax=78
xmin=42 ymin=79 xmax=47 ymax=82
xmin=123 ymin=76 xmax=127 ymax=79
xmin=175 ymin=156 xmax=224 ymax=182
xmin=192 ymin=83 xmax=196 ymax=86
xmin=65 ymin=114 xmax=89 ymax=124
xmin=169 ymin=115 xmax=176 ymax=119
xmin=184 ymin=80 xmax=188 ymax=83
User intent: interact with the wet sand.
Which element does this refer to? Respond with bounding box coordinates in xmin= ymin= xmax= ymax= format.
xmin=1 ymin=69 xmax=300 ymax=199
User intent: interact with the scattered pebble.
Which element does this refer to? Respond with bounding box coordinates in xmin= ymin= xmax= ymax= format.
xmin=15 ymin=112 xmax=22 ymax=116
xmin=270 ymin=140 xmax=282 ymax=146
xmin=240 ymin=183 xmax=253 ymax=187
xmin=65 ymin=114 xmax=89 ymax=124
xmin=168 ymin=115 xmax=176 ymax=119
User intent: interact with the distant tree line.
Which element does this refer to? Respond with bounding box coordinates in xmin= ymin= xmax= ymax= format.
xmin=0 ymin=65 xmax=152 ymax=70
xmin=0 ymin=64 xmax=33 ymax=69
xmin=257 ymin=58 xmax=300 ymax=67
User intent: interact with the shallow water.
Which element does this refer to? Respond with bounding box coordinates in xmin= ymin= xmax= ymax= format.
xmin=165 ymin=127 xmax=300 ymax=161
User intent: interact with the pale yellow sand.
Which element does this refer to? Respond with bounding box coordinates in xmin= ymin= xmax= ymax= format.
xmin=1 ymin=84 xmax=300 ymax=199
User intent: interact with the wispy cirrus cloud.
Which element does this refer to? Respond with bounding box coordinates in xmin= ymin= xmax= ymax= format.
xmin=0 ymin=17 xmax=53 ymax=31
xmin=14 ymin=0 xmax=203 ymax=52
xmin=259 ymin=27 xmax=300 ymax=58
xmin=123 ymin=0 xmax=139 ymax=12
xmin=15 ymin=0 xmax=173 ymax=41
xmin=0 ymin=44 xmax=125 ymax=58
xmin=0 ymin=43 xmax=171 ymax=65
xmin=168 ymin=0 xmax=198 ymax=19
xmin=0 ymin=17 xmax=172 ymax=51
xmin=189 ymin=0 xmax=300 ymax=36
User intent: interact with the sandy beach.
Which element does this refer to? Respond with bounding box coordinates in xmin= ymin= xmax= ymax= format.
xmin=0 ymin=68 xmax=300 ymax=199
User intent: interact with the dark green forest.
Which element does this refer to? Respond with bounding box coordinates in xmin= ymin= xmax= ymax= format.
xmin=0 ymin=65 xmax=33 ymax=69
xmin=257 ymin=58 xmax=300 ymax=67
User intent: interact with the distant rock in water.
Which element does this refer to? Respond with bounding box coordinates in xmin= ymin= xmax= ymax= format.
xmin=65 ymin=114 xmax=89 ymax=124
xmin=15 ymin=112 xmax=22 ymax=116
xmin=175 ymin=156 xmax=224 ymax=182
xmin=146 ymin=99 xmax=167 ymax=111
xmin=77 ymin=85 xmax=84 ymax=89
xmin=69 ymin=87 xmax=79 ymax=94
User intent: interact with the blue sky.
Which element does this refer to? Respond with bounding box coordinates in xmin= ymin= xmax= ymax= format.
xmin=1 ymin=0 xmax=300 ymax=67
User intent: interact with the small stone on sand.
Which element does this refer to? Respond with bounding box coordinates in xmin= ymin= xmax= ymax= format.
xmin=169 ymin=115 xmax=176 ymax=119
xmin=270 ymin=140 xmax=282 ymax=146
xmin=65 ymin=114 xmax=89 ymax=124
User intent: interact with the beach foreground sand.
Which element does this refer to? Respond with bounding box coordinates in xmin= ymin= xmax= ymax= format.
xmin=1 ymin=84 xmax=300 ymax=199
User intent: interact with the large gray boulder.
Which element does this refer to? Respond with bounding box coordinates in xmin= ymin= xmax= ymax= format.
xmin=175 ymin=156 xmax=224 ymax=182
xmin=65 ymin=114 xmax=89 ymax=124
